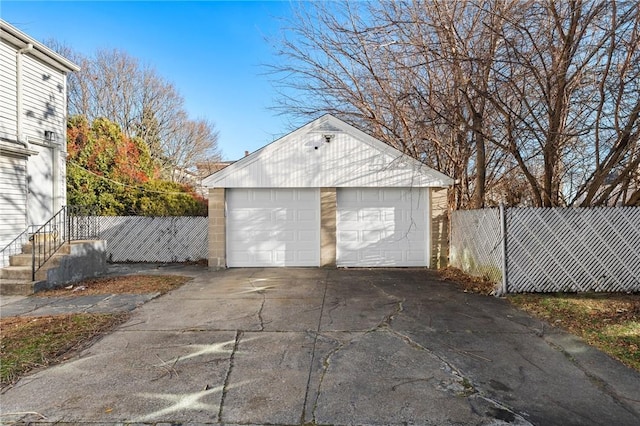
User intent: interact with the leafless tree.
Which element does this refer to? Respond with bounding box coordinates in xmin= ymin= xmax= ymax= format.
xmin=270 ymin=0 xmax=639 ymax=208
xmin=47 ymin=42 xmax=220 ymax=176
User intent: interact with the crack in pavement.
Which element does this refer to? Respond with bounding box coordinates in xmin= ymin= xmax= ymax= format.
xmin=256 ymin=298 xmax=266 ymax=331
xmin=367 ymin=276 xmax=402 ymax=302
xmin=310 ymin=333 xmax=347 ymax=423
xmin=376 ymin=300 xmax=404 ymax=329
xmin=324 ymin=297 xmax=345 ymax=328
xmin=384 ymin=324 xmax=532 ymax=424
xmin=544 ymin=337 xmax=640 ymax=418
xmin=307 ymin=294 xmax=406 ymax=424
xmin=248 ymin=279 xmax=267 ymax=331
xmin=300 ymin=270 xmax=329 ymax=425
xmin=218 ymin=330 xmax=242 ymax=423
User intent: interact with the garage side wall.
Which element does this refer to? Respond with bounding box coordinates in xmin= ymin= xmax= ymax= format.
xmin=320 ymin=188 xmax=337 ymax=267
xmin=430 ymin=187 xmax=449 ymax=269
xmin=208 ymin=188 xmax=226 ymax=269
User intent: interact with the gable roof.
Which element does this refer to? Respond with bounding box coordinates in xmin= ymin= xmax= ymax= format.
xmin=203 ymin=114 xmax=454 ymax=188
xmin=1 ymin=19 xmax=79 ymax=73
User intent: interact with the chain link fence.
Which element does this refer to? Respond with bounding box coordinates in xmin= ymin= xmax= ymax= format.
xmin=451 ymin=207 xmax=640 ymax=294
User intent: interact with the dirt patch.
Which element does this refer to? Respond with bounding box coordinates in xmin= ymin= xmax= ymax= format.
xmin=438 ymin=267 xmax=498 ymax=295
xmin=35 ymin=274 xmax=192 ymax=297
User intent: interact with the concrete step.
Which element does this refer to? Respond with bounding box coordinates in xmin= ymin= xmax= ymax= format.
xmin=9 ymin=252 xmax=65 ymax=268
xmin=9 ymin=253 xmax=50 ymax=267
xmin=0 ymin=265 xmax=48 ymax=282
xmin=21 ymin=242 xmax=70 ymax=255
xmin=30 ymin=232 xmax=60 ymax=245
xmin=0 ymin=279 xmax=35 ymax=296
xmin=0 ymin=266 xmax=32 ymax=281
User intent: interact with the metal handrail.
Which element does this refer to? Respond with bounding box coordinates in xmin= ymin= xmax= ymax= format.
xmin=29 ymin=205 xmax=100 ymax=281
xmin=0 ymin=225 xmax=38 ymax=269
xmin=31 ymin=207 xmax=67 ymax=281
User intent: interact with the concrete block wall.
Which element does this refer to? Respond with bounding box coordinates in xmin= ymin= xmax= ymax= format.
xmin=36 ymin=240 xmax=108 ymax=292
xmin=430 ymin=187 xmax=449 ymax=269
xmin=208 ymin=188 xmax=226 ymax=269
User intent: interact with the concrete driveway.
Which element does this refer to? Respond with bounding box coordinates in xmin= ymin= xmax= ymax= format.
xmin=1 ymin=267 xmax=639 ymax=425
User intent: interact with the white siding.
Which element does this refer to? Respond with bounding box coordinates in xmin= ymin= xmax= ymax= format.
xmin=21 ymin=55 xmax=67 ymax=212
xmin=0 ymin=41 xmax=17 ymax=139
xmin=22 ymin=54 xmax=66 ymax=142
xmin=0 ymin=152 xmax=27 ymax=249
xmin=204 ymin=115 xmax=454 ymax=189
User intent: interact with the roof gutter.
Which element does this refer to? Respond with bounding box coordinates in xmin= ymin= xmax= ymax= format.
xmin=1 ymin=19 xmax=79 ymax=73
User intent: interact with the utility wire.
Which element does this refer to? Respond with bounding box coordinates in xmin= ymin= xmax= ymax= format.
xmin=68 ymin=160 xmax=199 ymax=196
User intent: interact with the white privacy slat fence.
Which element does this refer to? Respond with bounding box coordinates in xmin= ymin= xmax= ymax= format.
xmin=99 ymin=216 xmax=208 ymax=263
xmin=449 ymin=208 xmax=503 ymax=283
xmin=450 ymin=207 xmax=640 ymax=294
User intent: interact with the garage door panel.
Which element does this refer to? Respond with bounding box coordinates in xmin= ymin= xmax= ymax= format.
xmin=255 ymin=251 xmax=274 ymax=263
xmin=298 ymin=230 xmax=317 ymax=241
xmin=297 ymin=209 xmax=316 ymax=221
xmin=227 ymin=188 xmax=320 ymax=267
xmin=407 ymin=251 xmax=425 ymax=261
xmin=338 ymin=230 xmax=358 ymax=242
xmin=382 ymin=189 xmax=403 ymax=201
xmin=384 ymin=251 xmax=403 ymax=262
xmin=277 ymin=230 xmax=295 ymax=241
xmin=297 ymin=250 xmax=319 ymax=262
xmin=363 ymin=230 xmax=382 ymax=242
xmin=275 ymin=209 xmax=294 ymax=222
xmin=275 ymin=189 xmax=295 ymax=201
xmin=337 ymin=188 xmax=429 ymax=267
xmin=298 ymin=190 xmax=317 ymax=202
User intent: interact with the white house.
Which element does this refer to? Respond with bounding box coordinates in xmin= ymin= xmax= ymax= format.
xmin=203 ymin=114 xmax=453 ymax=269
xmin=0 ymin=20 xmax=79 ymax=251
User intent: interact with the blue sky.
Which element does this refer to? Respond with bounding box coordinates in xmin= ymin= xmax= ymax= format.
xmin=1 ymin=0 xmax=304 ymax=161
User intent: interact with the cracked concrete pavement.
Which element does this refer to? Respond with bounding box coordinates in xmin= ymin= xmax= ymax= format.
xmin=1 ymin=267 xmax=639 ymax=425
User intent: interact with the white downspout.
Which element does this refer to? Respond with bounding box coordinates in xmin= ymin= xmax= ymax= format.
xmin=16 ymin=43 xmax=33 ymax=144
xmin=16 ymin=43 xmax=34 ymax=228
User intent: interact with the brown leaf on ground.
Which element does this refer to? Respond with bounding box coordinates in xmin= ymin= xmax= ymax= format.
xmin=35 ymin=274 xmax=191 ymax=297
xmin=438 ymin=267 xmax=498 ymax=295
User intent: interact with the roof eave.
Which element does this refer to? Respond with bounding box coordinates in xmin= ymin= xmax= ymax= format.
xmin=1 ymin=19 xmax=80 ymax=73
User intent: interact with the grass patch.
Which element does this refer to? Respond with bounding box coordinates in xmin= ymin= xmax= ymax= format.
xmin=1 ymin=313 xmax=129 ymax=387
xmin=36 ymin=274 xmax=191 ymax=297
xmin=2 ymin=274 xmax=191 ymax=387
xmin=508 ymin=293 xmax=640 ymax=371
xmin=441 ymin=268 xmax=639 ymax=371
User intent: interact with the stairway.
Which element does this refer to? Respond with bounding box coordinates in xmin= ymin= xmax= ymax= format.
xmin=0 ymin=240 xmax=71 ymax=296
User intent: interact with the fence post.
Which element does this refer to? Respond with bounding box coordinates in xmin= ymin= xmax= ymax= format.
xmin=499 ymin=203 xmax=508 ymax=296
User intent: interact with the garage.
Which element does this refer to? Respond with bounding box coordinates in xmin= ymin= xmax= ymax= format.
xmin=203 ymin=114 xmax=453 ymax=269
xmin=226 ymin=188 xmax=320 ymax=267
xmin=337 ymin=188 xmax=429 ymax=267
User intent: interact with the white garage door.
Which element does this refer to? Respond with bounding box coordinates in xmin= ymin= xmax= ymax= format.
xmin=226 ymin=188 xmax=320 ymax=267
xmin=337 ymin=188 xmax=429 ymax=267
